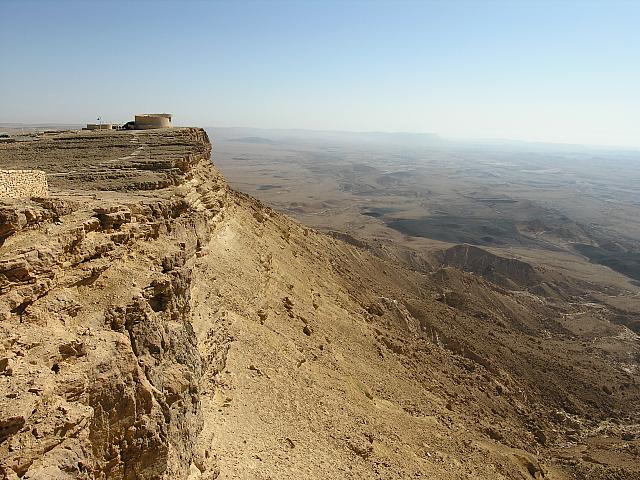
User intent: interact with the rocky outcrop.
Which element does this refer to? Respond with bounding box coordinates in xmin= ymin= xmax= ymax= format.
xmin=439 ymin=244 xmax=541 ymax=290
xmin=0 ymin=128 xmax=212 ymax=192
xmin=0 ymin=128 xmax=226 ymax=479
xmin=0 ymin=198 xmax=70 ymax=245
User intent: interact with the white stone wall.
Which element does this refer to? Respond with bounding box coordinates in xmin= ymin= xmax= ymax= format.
xmin=0 ymin=170 xmax=49 ymax=198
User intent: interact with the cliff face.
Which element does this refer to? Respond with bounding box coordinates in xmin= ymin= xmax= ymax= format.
xmin=0 ymin=129 xmax=225 ymax=478
xmin=0 ymin=129 xmax=638 ymax=479
xmin=439 ymin=244 xmax=541 ymax=290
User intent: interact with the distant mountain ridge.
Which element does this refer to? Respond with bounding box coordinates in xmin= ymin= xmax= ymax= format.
xmin=208 ymin=126 xmax=442 ymax=146
xmin=229 ymin=136 xmax=277 ymax=145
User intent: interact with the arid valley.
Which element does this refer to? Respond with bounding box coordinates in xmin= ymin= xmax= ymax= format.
xmin=213 ymin=127 xmax=640 ymax=300
xmin=1 ymin=126 xmax=637 ymax=478
xmin=2 ymin=1 xmax=640 ymax=478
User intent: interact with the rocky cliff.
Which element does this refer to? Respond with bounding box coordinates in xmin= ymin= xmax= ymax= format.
xmin=0 ymin=129 xmax=224 ymax=478
xmin=0 ymin=129 xmax=638 ymax=479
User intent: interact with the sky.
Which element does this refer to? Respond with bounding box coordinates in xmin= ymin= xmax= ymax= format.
xmin=1 ymin=0 xmax=639 ymax=148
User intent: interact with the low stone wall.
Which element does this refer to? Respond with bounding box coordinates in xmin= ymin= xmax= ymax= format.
xmin=0 ymin=170 xmax=48 ymax=198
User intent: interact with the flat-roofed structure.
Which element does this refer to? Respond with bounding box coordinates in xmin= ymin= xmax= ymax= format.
xmin=85 ymin=123 xmax=115 ymax=130
xmin=134 ymin=113 xmax=172 ymax=130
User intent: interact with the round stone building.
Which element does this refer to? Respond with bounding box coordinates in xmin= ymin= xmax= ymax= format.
xmin=134 ymin=113 xmax=172 ymax=130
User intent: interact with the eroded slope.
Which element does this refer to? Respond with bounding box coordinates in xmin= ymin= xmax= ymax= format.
xmin=0 ymin=129 xmax=638 ymax=479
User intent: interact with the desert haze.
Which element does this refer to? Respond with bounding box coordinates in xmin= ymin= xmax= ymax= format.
xmin=1 ymin=0 xmax=640 ymax=479
xmin=0 ymin=125 xmax=637 ymax=479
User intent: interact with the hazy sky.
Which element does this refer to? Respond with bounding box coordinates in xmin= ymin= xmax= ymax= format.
xmin=1 ymin=0 xmax=639 ymax=147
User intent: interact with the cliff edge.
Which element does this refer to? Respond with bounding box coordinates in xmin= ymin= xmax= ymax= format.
xmin=0 ymin=129 xmax=638 ymax=479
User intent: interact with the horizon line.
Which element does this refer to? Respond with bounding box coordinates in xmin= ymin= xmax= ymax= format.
xmin=2 ymin=121 xmax=638 ymax=152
